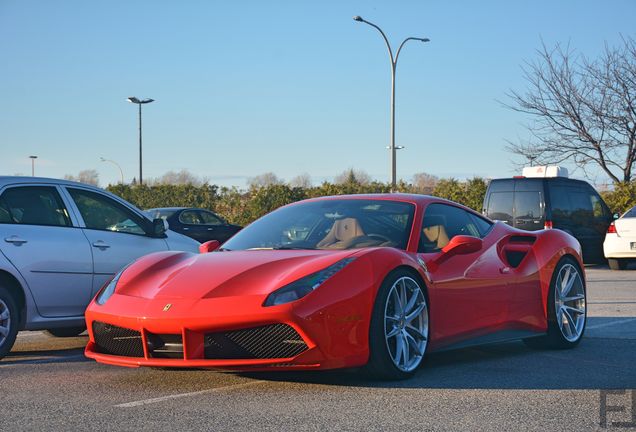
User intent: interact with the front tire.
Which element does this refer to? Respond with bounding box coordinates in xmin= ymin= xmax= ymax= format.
xmin=365 ymin=270 xmax=429 ymax=380
xmin=524 ymin=256 xmax=586 ymax=349
xmin=45 ymin=326 xmax=86 ymax=338
xmin=0 ymin=286 xmax=19 ymax=360
xmin=608 ymin=258 xmax=628 ymax=270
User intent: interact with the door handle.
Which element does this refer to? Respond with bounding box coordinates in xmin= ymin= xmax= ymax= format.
xmin=183 ymin=227 xmax=190 ymax=231
xmin=4 ymin=236 xmax=27 ymax=245
xmin=207 ymin=228 xmax=214 ymax=231
xmin=92 ymin=241 xmax=110 ymax=249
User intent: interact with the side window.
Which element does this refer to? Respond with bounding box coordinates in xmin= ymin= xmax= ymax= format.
xmin=570 ymin=191 xmax=593 ymax=223
xmin=179 ymin=210 xmax=202 ymax=225
xmin=548 ymin=185 xmax=572 ymax=221
xmin=486 ymin=192 xmax=513 ymax=223
xmin=0 ymin=186 xmax=71 ymax=227
xmin=589 ymin=192 xmax=609 ymax=219
xmin=469 ymin=213 xmax=493 ymax=237
xmin=198 ymin=211 xmax=223 ymax=225
xmin=68 ymin=188 xmax=147 ymax=235
xmin=419 ymin=203 xmax=481 ymax=253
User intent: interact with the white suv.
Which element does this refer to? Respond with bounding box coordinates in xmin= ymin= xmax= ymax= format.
xmin=0 ymin=176 xmax=199 ymax=359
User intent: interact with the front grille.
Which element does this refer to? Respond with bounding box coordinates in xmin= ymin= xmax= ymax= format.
xmin=147 ymin=333 xmax=184 ymax=359
xmin=204 ymin=324 xmax=308 ymax=360
xmin=92 ymin=321 xmax=144 ymax=358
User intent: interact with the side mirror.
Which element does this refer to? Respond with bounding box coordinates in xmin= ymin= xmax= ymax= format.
xmin=199 ymin=240 xmax=220 ymax=253
xmin=152 ymin=218 xmax=168 ymax=237
xmin=441 ymin=235 xmax=482 ymax=257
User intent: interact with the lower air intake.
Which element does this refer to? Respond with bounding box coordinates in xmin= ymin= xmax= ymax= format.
xmin=92 ymin=321 xmax=144 ymax=358
xmin=204 ymin=324 xmax=307 ymax=360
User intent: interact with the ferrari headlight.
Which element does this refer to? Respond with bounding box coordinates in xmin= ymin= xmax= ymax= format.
xmin=264 ymin=257 xmax=356 ymax=306
xmin=95 ymin=267 xmax=127 ymax=305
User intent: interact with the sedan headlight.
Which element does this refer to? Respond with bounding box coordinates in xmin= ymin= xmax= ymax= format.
xmin=264 ymin=257 xmax=356 ymax=306
xmin=95 ymin=267 xmax=127 ymax=305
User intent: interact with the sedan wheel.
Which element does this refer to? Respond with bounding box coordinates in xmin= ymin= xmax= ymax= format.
xmin=366 ymin=270 xmax=429 ymax=379
xmin=0 ymin=286 xmax=19 ymax=360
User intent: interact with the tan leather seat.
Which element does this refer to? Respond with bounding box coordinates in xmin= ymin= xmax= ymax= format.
xmin=422 ymin=224 xmax=450 ymax=250
xmin=317 ymin=218 xmax=366 ymax=249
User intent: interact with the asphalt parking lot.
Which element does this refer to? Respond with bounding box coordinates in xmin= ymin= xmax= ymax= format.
xmin=1 ymin=265 xmax=635 ymax=432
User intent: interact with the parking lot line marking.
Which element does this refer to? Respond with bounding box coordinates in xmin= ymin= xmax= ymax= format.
xmin=586 ymin=317 xmax=636 ymax=330
xmin=115 ymin=380 xmax=266 ymax=408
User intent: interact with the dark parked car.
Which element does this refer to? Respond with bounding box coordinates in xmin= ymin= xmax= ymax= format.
xmin=146 ymin=207 xmax=241 ymax=243
xmin=482 ymin=167 xmax=613 ymax=263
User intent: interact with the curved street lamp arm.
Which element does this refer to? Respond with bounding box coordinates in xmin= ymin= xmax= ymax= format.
xmin=359 ymin=19 xmax=395 ymax=65
xmin=395 ymin=37 xmax=429 ymax=65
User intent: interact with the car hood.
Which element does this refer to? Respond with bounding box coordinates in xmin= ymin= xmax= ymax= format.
xmin=115 ymin=249 xmax=358 ymax=300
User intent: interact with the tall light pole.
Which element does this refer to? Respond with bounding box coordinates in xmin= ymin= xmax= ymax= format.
xmin=127 ymin=97 xmax=154 ymax=185
xmin=29 ymin=155 xmax=37 ymax=176
xmin=100 ymin=157 xmax=124 ymax=184
xmin=353 ymin=16 xmax=429 ymax=192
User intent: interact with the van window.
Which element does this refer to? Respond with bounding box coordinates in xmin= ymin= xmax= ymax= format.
xmin=549 ymin=185 xmax=573 ymax=220
xmin=486 ymin=192 xmax=513 ymax=223
xmin=590 ymin=193 xmax=609 ymax=219
xmin=515 ymin=191 xmax=543 ymax=219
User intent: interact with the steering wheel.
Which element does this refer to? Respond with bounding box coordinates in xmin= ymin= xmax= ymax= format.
xmin=367 ymin=233 xmax=391 ymax=243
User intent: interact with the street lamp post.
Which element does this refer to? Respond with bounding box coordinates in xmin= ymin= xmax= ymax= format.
xmin=29 ymin=155 xmax=37 ymax=176
xmin=353 ymin=16 xmax=429 ymax=192
xmin=100 ymin=157 xmax=125 ymax=184
xmin=127 ymin=97 xmax=154 ymax=185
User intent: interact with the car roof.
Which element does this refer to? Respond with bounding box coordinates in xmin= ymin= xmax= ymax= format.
xmin=0 ymin=175 xmax=105 ymax=191
xmin=299 ymin=193 xmax=440 ymax=204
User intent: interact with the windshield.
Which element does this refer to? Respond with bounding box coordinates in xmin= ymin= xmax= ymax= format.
xmin=222 ymin=199 xmax=415 ymax=251
xmin=146 ymin=209 xmax=177 ymax=220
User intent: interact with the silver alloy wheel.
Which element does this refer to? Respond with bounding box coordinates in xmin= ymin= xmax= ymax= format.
xmin=384 ymin=276 xmax=428 ymax=372
xmin=554 ymin=263 xmax=586 ymax=342
xmin=0 ymin=298 xmax=10 ymax=347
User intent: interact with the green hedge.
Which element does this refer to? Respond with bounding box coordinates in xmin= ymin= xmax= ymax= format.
xmin=105 ymin=177 xmax=490 ymax=226
xmin=601 ymin=182 xmax=636 ymax=215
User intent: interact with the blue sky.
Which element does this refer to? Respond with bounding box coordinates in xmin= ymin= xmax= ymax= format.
xmin=1 ymin=0 xmax=634 ymax=188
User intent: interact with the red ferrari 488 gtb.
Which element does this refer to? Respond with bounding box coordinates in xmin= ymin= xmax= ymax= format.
xmin=85 ymin=194 xmax=586 ymax=379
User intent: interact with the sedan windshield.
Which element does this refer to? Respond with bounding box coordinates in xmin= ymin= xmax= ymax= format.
xmin=222 ymin=199 xmax=415 ymax=251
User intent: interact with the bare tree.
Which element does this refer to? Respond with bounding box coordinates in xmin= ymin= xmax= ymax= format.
xmin=505 ymin=37 xmax=636 ymax=183
xmin=64 ymin=169 xmax=100 ymax=186
xmin=289 ymin=173 xmax=312 ymax=188
xmin=334 ymin=168 xmax=372 ymax=185
xmin=148 ymin=169 xmax=207 ymax=186
xmin=247 ymin=172 xmax=283 ymax=188
xmin=412 ymin=172 xmax=439 ymax=194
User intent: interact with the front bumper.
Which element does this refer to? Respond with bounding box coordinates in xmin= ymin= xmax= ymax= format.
xmin=84 ymin=292 xmax=370 ymax=371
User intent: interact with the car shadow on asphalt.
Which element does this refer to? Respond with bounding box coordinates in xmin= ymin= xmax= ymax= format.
xmin=238 ymin=326 xmax=636 ymax=390
xmin=1 ymin=347 xmax=89 ymax=366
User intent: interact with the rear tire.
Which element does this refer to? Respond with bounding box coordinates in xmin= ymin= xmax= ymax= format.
xmin=45 ymin=326 xmax=86 ymax=338
xmin=365 ymin=270 xmax=429 ymax=380
xmin=608 ymin=258 xmax=628 ymax=270
xmin=0 ymin=286 xmax=19 ymax=360
xmin=523 ymin=256 xmax=586 ymax=349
